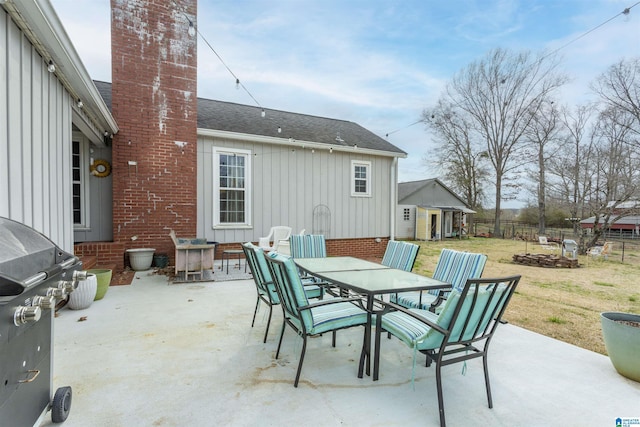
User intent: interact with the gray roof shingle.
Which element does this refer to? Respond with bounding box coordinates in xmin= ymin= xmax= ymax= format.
xmin=93 ymin=81 xmax=405 ymax=155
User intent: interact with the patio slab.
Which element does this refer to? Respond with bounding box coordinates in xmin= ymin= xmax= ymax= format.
xmin=38 ymin=270 xmax=640 ymax=427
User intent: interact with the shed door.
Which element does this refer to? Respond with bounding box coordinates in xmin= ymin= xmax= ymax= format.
xmin=444 ymin=211 xmax=453 ymax=237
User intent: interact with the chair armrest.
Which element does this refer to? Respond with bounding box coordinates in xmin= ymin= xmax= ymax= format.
xmin=428 ymin=294 xmax=447 ymax=313
xmin=258 ymin=237 xmax=270 ymax=248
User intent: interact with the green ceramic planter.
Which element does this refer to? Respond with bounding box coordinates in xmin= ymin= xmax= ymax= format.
xmin=87 ymin=269 xmax=112 ymax=301
xmin=601 ymin=312 xmax=640 ymax=382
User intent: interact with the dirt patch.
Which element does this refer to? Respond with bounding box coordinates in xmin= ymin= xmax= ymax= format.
xmin=616 ymin=320 xmax=640 ymax=328
xmin=110 ymin=269 xmax=135 ymax=286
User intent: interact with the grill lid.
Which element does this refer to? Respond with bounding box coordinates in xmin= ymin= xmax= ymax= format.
xmin=0 ymin=217 xmax=74 ymax=296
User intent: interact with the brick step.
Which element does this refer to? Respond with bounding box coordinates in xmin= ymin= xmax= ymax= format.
xmin=80 ymin=256 xmax=97 ymax=270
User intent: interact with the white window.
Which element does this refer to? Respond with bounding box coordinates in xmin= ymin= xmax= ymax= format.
xmin=72 ymin=133 xmax=91 ymax=229
xmin=213 ymin=148 xmax=252 ymax=227
xmin=351 ymin=160 xmax=371 ymax=197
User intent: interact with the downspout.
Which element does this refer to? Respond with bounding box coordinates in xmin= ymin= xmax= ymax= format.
xmin=390 ymin=157 xmax=397 ymax=241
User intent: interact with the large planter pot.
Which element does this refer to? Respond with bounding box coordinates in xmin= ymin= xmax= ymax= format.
xmin=88 ymin=269 xmax=112 ymax=301
xmin=153 ymin=253 xmax=169 ymax=268
xmin=127 ymin=248 xmax=155 ymax=271
xmin=601 ymin=311 xmax=640 ymax=382
xmin=68 ymin=273 xmax=98 ymax=310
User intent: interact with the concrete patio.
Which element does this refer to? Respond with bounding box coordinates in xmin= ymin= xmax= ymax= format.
xmin=39 ymin=270 xmax=640 ymax=427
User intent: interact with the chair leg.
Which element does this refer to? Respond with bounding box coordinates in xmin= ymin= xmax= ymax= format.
xmin=294 ymin=336 xmax=308 ymax=388
xmin=251 ymin=297 xmax=260 ymax=327
xmin=483 ymin=354 xmax=493 ymax=408
xmin=435 ymin=363 xmax=446 ymax=427
xmin=276 ymin=322 xmax=286 ymax=359
xmin=332 ymin=330 xmax=336 ymax=347
xmin=425 ymin=350 xmax=433 ymax=367
xmin=262 ymin=304 xmax=273 ymax=343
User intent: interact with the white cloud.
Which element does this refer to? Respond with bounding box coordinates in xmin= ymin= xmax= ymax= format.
xmin=51 ymin=0 xmax=640 ymax=203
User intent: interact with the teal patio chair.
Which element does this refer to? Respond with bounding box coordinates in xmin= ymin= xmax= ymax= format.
xmin=381 ymin=240 xmax=420 ymax=271
xmin=289 ymin=234 xmax=327 ymax=258
xmin=392 ymin=248 xmax=487 ymax=312
xmin=265 ymin=252 xmax=368 ymax=387
xmin=242 ymin=242 xmax=323 ymax=343
xmin=289 ymin=234 xmax=330 ymax=295
xmin=378 ymin=275 xmax=521 ymax=427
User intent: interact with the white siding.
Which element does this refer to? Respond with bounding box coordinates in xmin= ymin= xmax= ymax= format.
xmin=197 ymin=135 xmax=393 ymax=243
xmin=1 ymin=11 xmax=75 ymax=251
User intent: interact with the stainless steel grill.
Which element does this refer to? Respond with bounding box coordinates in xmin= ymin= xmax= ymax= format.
xmin=0 ymin=217 xmax=85 ymax=426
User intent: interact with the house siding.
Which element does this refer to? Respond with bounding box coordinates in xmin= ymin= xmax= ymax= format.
xmin=197 ymin=135 xmax=393 ymax=244
xmin=1 ymin=10 xmax=74 ymax=252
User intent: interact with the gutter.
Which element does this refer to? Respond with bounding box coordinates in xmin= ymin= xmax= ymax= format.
xmin=198 ymin=128 xmax=407 ymax=159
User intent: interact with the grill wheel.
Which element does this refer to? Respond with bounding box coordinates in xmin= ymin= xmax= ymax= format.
xmin=51 ymin=386 xmax=72 ymax=423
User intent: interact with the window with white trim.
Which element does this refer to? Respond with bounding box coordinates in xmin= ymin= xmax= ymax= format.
xmin=213 ymin=148 xmax=251 ymax=226
xmin=351 ymin=160 xmax=371 ymax=197
xmin=72 ymin=133 xmax=91 ymax=228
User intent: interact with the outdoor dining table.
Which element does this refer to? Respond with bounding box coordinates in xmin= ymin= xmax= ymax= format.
xmin=294 ymin=256 xmax=450 ymax=381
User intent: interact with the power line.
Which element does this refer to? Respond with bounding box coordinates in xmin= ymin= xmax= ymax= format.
xmin=172 ymin=0 xmax=264 ymax=111
xmin=386 ymin=2 xmax=640 ymax=139
xmin=543 ymin=2 xmax=639 ymax=61
xmin=385 ymin=120 xmax=423 ymax=138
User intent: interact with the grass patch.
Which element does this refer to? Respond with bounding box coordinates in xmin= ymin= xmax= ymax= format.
xmin=593 ymin=281 xmax=616 ymax=287
xmin=412 ymin=237 xmax=640 ymax=355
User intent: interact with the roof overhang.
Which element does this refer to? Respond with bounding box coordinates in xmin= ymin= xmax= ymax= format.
xmin=419 ymin=205 xmax=476 ymax=214
xmin=198 ymin=128 xmax=408 ymax=159
xmin=3 ymin=0 xmax=118 ymax=146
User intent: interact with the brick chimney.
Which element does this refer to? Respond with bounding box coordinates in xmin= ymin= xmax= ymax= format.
xmin=110 ymin=0 xmax=197 ymax=256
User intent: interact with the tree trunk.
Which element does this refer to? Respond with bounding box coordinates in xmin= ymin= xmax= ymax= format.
xmin=494 ymin=175 xmax=502 ymax=236
xmin=538 ymin=145 xmax=546 ymax=235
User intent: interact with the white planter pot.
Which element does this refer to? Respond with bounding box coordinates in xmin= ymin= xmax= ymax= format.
xmin=127 ymin=248 xmax=156 ymax=271
xmin=68 ymin=273 xmax=98 ymax=310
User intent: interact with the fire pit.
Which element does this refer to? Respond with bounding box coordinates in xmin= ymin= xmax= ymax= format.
xmin=0 ymin=217 xmax=86 ymax=424
xmin=512 ymin=253 xmax=580 ymax=268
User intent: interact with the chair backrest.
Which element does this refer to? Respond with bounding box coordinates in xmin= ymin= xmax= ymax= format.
xmin=289 ymin=234 xmax=327 ymax=258
xmin=430 ymin=248 xmax=487 ymax=294
xmin=381 ymin=240 xmax=420 ymax=272
xmin=242 ymin=242 xmax=279 ymax=303
xmin=538 ymin=236 xmax=548 ymax=245
xmin=272 ymin=226 xmax=292 ymax=242
xmin=421 ymin=275 xmax=521 ymax=349
xmin=265 ymin=252 xmax=312 ymax=331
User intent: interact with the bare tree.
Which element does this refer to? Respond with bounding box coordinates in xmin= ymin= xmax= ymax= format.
xmin=441 ymin=48 xmax=568 ymax=235
xmin=552 ymin=104 xmax=594 ymax=235
xmin=523 ymin=100 xmax=563 ymax=235
xmin=422 ymin=100 xmax=489 ymax=211
xmin=590 ymin=57 xmax=640 ymax=141
xmin=584 ymin=106 xmax=640 ymax=247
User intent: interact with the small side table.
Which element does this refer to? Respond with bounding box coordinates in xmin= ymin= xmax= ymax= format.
xmin=221 ymin=249 xmax=245 ymax=274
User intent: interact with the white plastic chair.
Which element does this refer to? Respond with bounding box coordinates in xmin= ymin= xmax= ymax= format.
xmin=259 ymin=226 xmax=292 ymax=252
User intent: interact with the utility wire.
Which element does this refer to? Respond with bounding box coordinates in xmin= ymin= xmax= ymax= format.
xmin=172 ymin=0 xmax=264 ymax=110
xmin=385 ymin=120 xmax=423 ymax=138
xmin=543 ymin=2 xmax=639 ymax=60
xmin=386 ymin=2 xmax=639 ymax=139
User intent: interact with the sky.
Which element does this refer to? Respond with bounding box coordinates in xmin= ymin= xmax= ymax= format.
xmin=50 ymin=0 xmax=640 ymax=207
